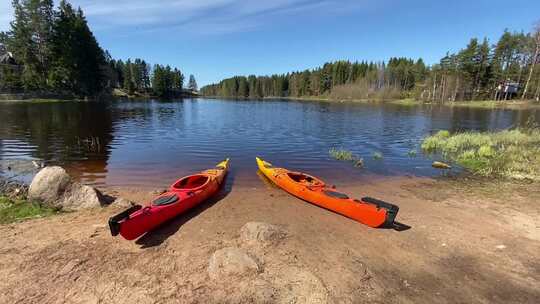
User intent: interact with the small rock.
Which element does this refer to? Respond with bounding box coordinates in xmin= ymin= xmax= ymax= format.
xmin=32 ymin=160 xmax=44 ymax=168
xmin=60 ymin=183 xmax=104 ymax=211
xmin=112 ymin=197 xmax=136 ymax=208
xmin=240 ymin=222 xmax=287 ymax=246
xmin=432 ymin=161 xmax=452 ymax=169
xmin=250 ymin=279 xmax=276 ymax=303
xmin=495 ymin=244 xmax=506 ymax=250
xmin=152 ymin=189 xmax=167 ymax=195
xmin=277 ymin=267 xmax=329 ymax=304
xmin=208 ymin=247 xmax=260 ymax=280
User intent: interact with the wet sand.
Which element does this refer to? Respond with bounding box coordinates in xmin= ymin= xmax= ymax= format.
xmin=0 ymin=176 xmax=539 ymax=303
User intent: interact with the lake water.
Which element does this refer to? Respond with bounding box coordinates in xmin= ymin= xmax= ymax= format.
xmin=0 ymin=98 xmax=538 ymax=188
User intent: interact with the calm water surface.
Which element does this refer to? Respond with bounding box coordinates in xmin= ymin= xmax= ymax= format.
xmin=1 ymin=98 xmax=538 ymax=188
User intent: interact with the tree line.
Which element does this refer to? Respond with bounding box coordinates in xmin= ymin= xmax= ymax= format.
xmin=201 ymin=25 xmax=540 ymax=102
xmin=0 ymin=0 xmax=196 ymax=98
xmin=107 ymin=58 xmax=186 ymax=97
xmin=201 ymin=58 xmax=427 ymax=100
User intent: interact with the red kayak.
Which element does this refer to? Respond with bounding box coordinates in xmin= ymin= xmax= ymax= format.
xmin=109 ymin=159 xmax=229 ymax=240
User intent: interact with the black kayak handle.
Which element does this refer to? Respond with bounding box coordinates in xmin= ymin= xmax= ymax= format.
xmin=108 ymin=204 xmax=142 ymax=236
xmin=361 ymin=197 xmax=400 ymax=228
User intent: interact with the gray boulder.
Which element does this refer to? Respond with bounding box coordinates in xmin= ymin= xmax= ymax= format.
xmin=28 ymin=166 xmax=71 ymax=203
xmin=29 ymin=166 xmax=104 ymax=211
xmin=60 ymin=183 xmax=104 ymax=211
xmin=208 ymin=247 xmax=260 ymax=280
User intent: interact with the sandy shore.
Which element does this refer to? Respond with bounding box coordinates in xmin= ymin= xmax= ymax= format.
xmin=0 ymin=176 xmax=539 ymax=303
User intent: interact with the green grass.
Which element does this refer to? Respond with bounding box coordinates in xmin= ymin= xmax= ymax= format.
xmin=267 ymin=96 xmax=424 ymax=105
xmin=446 ymin=100 xmax=540 ymax=109
xmin=422 ymin=128 xmax=540 ymax=180
xmin=387 ymin=98 xmax=425 ymax=106
xmin=0 ymin=196 xmax=58 ymax=224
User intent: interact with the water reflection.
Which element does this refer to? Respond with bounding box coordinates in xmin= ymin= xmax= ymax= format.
xmin=0 ymin=99 xmax=538 ymax=188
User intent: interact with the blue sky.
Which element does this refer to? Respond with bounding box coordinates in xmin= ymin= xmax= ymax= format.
xmin=1 ymin=0 xmax=539 ymax=86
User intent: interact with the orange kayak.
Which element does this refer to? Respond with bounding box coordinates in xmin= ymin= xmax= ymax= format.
xmin=256 ymin=157 xmax=399 ymax=228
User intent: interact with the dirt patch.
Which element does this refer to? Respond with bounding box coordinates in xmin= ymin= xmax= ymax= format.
xmin=0 ymin=176 xmax=539 ymax=303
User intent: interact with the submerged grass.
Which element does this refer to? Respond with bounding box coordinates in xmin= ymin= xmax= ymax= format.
xmin=0 ymin=196 xmax=58 ymax=224
xmin=329 ymin=147 xmax=356 ymax=161
xmin=372 ymin=151 xmax=383 ymax=160
xmin=329 ymin=147 xmax=364 ymax=167
xmin=422 ymin=128 xmax=540 ymax=180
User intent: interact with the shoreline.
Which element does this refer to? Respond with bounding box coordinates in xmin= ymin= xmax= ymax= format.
xmin=1 ymin=174 xmax=538 ymax=303
xmin=200 ymin=95 xmax=540 ymax=109
xmin=3 ymin=93 xmax=539 ymax=109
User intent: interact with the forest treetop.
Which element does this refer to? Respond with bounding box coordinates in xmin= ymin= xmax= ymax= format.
xmin=201 ymin=25 xmax=540 ymax=102
xmin=0 ymin=0 xmax=194 ymax=98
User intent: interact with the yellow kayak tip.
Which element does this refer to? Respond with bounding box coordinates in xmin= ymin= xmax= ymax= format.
xmin=216 ymin=158 xmax=230 ymax=170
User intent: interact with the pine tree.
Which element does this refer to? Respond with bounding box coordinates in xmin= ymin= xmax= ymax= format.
xmin=123 ymin=59 xmax=134 ymax=94
xmin=48 ymin=1 xmax=105 ymax=96
xmin=6 ymin=0 xmax=54 ymax=89
xmin=188 ymin=74 xmax=198 ymax=91
xmin=237 ymin=77 xmax=248 ymax=97
xmin=523 ymin=23 xmax=540 ymax=99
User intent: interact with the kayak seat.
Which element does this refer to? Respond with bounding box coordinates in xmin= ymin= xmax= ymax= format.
xmin=153 ymin=194 xmax=179 ymax=206
xmin=172 ymin=175 xmax=209 ymax=190
xmin=287 ymin=173 xmax=324 ymax=187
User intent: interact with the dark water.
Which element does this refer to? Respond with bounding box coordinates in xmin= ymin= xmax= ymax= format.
xmin=0 ymin=98 xmax=538 ymax=188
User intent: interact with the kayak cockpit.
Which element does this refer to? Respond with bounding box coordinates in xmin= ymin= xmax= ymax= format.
xmin=171 ymin=174 xmax=210 ymax=191
xmin=287 ymin=172 xmax=325 ymax=187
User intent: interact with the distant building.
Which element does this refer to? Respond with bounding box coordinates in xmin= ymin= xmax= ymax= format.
xmin=0 ymin=44 xmax=17 ymax=65
xmin=495 ymin=81 xmax=520 ymax=100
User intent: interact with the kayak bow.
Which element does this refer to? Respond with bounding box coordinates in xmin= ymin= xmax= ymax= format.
xmin=256 ymin=157 xmax=398 ymax=228
xmin=109 ymin=159 xmax=229 ymax=240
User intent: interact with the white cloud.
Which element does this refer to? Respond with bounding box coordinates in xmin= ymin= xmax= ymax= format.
xmin=0 ymin=0 xmax=367 ymax=35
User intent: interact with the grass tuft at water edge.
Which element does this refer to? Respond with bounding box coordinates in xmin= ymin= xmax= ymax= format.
xmin=421 ymin=128 xmax=540 ymax=180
